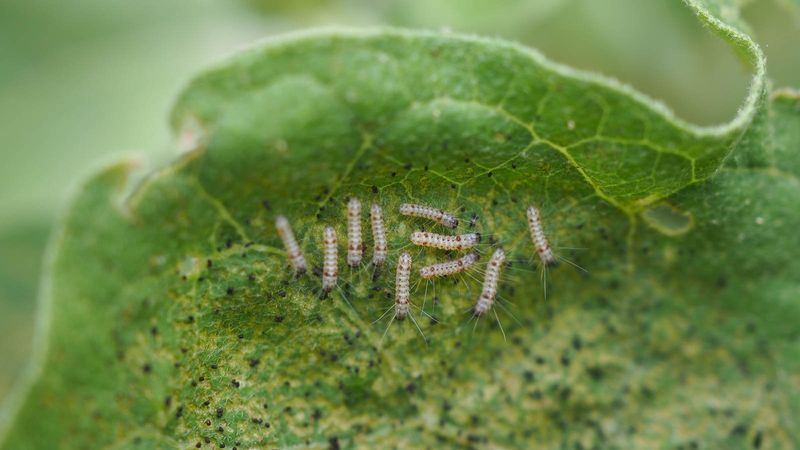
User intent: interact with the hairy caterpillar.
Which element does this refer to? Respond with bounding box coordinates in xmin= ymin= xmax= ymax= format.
xmin=322 ymin=226 xmax=338 ymax=293
xmin=474 ymin=248 xmax=506 ymax=316
xmin=399 ymin=203 xmax=458 ymax=228
xmin=394 ymin=252 xmax=412 ymax=319
xmin=419 ymin=253 xmax=479 ymax=279
xmin=410 ymin=231 xmax=480 ymax=251
xmin=526 ymin=205 xmax=557 ymax=267
xmin=347 ymin=197 xmax=362 ymax=267
xmin=370 ymin=203 xmax=388 ymax=266
xmin=275 ymin=215 xmax=307 ymax=274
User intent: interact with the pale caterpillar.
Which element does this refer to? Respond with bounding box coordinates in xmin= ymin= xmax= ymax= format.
xmin=399 ymin=203 xmax=458 ymax=228
xmin=275 ymin=215 xmax=307 ymax=274
xmin=410 ymin=231 xmax=480 ymax=251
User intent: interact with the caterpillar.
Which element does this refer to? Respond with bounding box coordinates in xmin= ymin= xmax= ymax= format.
xmin=526 ymin=205 xmax=557 ymax=267
xmin=394 ymin=252 xmax=412 ymax=320
xmin=419 ymin=252 xmax=479 ymax=279
xmin=322 ymin=226 xmax=338 ymax=293
xmin=275 ymin=215 xmax=307 ymax=274
xmin=347 ymin=197 xmax=362 ymax=267
xmin=474 ymin=248 xmax=506 ymax=316
xmin=410 ymin=231 xmax=480 ymax=251
xmin=399 ymin=203 xmax=459 ymax=228
xmin=370 ymin=203 xmax=388 ymax=266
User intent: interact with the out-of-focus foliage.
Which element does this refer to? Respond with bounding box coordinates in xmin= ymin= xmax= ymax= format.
xmin=0 ymin=224 xmax=50 ymax=397
xmin=0 ymin=0 xmax=268 ymax=398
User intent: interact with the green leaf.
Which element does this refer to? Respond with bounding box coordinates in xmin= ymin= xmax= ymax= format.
xmin=3 ymin=1 xmax=798 ymax=449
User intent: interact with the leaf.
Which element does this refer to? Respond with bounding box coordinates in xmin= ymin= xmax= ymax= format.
xmin=3 ymin=1 xmax=798 ymax=449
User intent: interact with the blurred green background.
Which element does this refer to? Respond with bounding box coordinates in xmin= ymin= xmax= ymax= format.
xmin=1 ymin=0 xmax=798 ymax=401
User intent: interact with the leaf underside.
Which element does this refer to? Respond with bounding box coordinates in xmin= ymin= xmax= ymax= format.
xmin=2 ymin=1 xmax=799 ymax=449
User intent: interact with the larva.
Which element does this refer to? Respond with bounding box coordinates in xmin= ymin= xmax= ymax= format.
xmin=410 ymin=231 xmax=480 ymax=251
xmin=526 ymin=205 xmax=557 ymax=267
xmin=474 ymin=248 xmax=506 ymax=316
xmin=347 ymin=197 xmax=362 ymax=267
xmin=419 ymin=252 xmax=479 ymax=279
xmin=275 ymin=215 xmax=307 ymax=274
xmin=322 ymin=226 xmax=338 ymax=292
xmin=370 ymin=203 xmax=388 ymax=266
xmin=399 ymin=203 xmax=459 ymax=228
xmin=395 ymin=252 xmax=412 ymax=320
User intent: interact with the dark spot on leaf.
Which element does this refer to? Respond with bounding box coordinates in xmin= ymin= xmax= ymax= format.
xmin=523 ymin=370 xmax=535 ymax=382
xmin=572 ymin=335 xmax=583 ymax=350
xmin=587 ymin=367 xmax=604 ymax=380
xmin=752 ymin=430 xmax=762 ymax=448
xmin=328 ymin=437 xmax=340 ymax=450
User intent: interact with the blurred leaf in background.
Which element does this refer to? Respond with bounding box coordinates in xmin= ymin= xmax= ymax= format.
xmin=0 ymin=0 xmax=797 ymax=402
xmin=0 ymin=0 xmax=269 ymax=398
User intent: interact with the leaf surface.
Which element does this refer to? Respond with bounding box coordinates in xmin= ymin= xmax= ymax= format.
xmin=2 ymin=1 xmax=798 ymax=449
